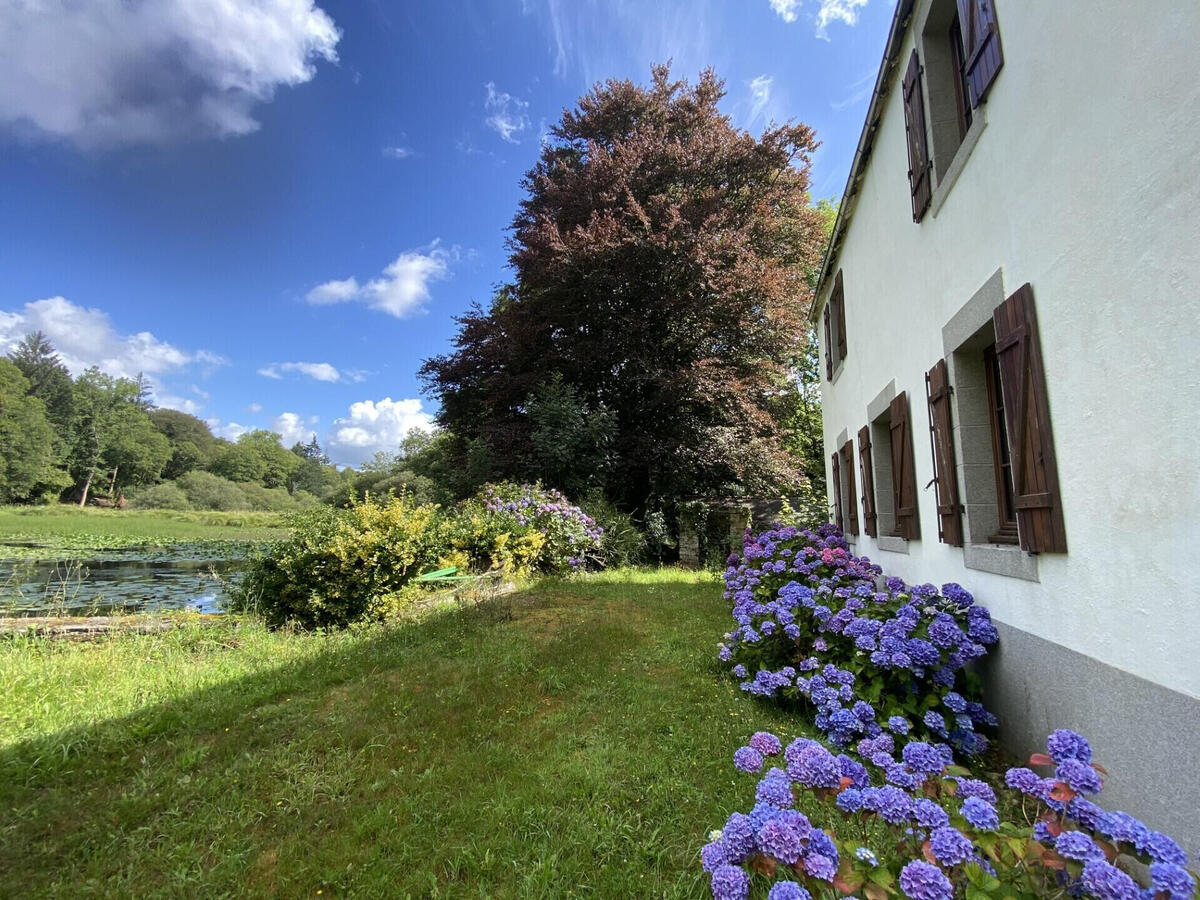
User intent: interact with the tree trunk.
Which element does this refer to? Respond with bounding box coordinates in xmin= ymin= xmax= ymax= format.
xmin=107 ymin=466 xmax=119 ymax=499
xmin=78 ymin=469 xmax=94 ymax=507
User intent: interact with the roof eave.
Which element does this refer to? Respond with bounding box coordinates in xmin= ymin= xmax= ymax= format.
xmin=808 ymin=0 xmax=916 ymax=324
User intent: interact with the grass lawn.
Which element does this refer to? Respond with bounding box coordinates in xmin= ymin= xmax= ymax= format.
xmin=0 ymin=505 xmax=290 ymax=552
xmin=0 ymin=569 xmax=804 ymax=898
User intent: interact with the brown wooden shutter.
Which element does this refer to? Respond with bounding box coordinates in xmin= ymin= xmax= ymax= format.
xmin=840 ymin=439 xmax=859 ymax=536
xmin=889 ymin=391 xmax=921 ymax=540
xmin=823 ymin=302 xmax=834 ymax=380
xmin=992 ymin=283 xmax=1067 ymax=553
xmin=858 ymin=425 xmax=877 ymax=537
xmin=834 ymin=270 xmax=847 ymax=364
xmin=925 ymin=359 xmax=963 ymax=546
xmin=957 ymin=0 xmax=1003 ymax=107
xmin=901 ymin=50 xmax=932 ymax=223
xmin=831 ymin=450 xmax=844 ymax=530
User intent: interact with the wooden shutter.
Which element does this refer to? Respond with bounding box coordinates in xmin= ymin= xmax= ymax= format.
xmin=840 ymin=439 xmax=859 ymax=535
xmin=957 ymin=0 xmax=1003 ymax=107
xmin=831 ymin=450 xmax=844 ymax=531
xmin=834 ymin=270 xmax=847 ymax=364
xmin=901 ymin=50 xmax=932 ymax=223
xmin=992 ymin=283 xmax=1067 ymax=553
xmin=823 ymin=302 xmax=834 ymax=380
xmin=925 ymin=359 xmax=963 ymax=546
xmin=889 ymin=392 xmax=921 ymax=540
xmin=858 ymin=425 xmax=877 ymax=537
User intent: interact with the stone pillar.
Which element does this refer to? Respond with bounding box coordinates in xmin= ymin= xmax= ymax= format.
xmin=678 ymin=526 xmax=701 ymax=568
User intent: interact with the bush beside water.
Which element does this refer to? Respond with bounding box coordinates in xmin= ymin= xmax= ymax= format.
xmin=236 ymin=483 xmax=607 ymax=628
xmin=704 ymin=526 xmax=1198 ymax=899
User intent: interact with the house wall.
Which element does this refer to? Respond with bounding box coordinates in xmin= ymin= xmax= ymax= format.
xmin=815 ymin=0 xmax=1200 ymax=849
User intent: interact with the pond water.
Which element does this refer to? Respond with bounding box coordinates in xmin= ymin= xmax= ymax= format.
xmin=0 ymin=543 xmax=251 ymax=617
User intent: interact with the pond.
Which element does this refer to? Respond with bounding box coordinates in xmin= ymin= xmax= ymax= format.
xmin=0 ymin=542 xmax=252 ymax=617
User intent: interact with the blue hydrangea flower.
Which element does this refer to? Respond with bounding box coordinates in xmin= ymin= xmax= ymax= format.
xmin=902 ymin=741 xmax=947 ymax=776
xmin=863 ymin=786 xmax=914 ymax=825
xmin=1032 ymin=821 xmax=1056 ymax=845
xmin=855 ymin=847 xmax=879 ymax=867
xmin=1095 ymin=811 xmax=1150 ymax=847
xmin=1055 ymin=758 xmax=1102 ymax=795
xmin=767 ymin=883 xmax=811 ymax=900
xmin=899 ymin=860 xmax=954 ymax=900
xmin=789 ymin=744 xmax=841 ymax=789
xmin=1150 ymin=862 xmax=1197 ymax=900
xmin=733 ymin=746 xmax=764 ymax=773
xmin=803 ymin=853 xmax=837 ymax=882
xmin=1054 ymin=830 xmax=1104 ymax=862
xmin=960 ymin=797 xmax=999 ymax=831
xmin=928 ymin=826 xmax=973 ymax=866
xmin=838 ymin=754 xmax=869 ymax=789
xmin=1046 ymin=729 xmax=1092 ymax=763
xmin=758 ymin=816 xmax=804 ymax=864
xmin=836 ymin=788 xmax=864 ymax=812
xmin=923 ymin=710 xmax=948 ymax=738
xmin=1139 ymin=831 xmax=1187 ymax=866
xmin=732 ymin=664 xmax=747 ymax=679
xmin=1065 ymin=797 xmax=1104 ymax=830
xmin=710 ymin=863 xmax=751 ymax=900
xmin=953 ymin=778 xmax=996 ymax=804
xmin=749 ymin=731 xmax=783 ymax=756
xmin=1079 ymin=859 xmax=1140 ymax=900
xmin=887 ymin=716 xmax=910 ymax=735
xmin=701 ymin=840 xmax=728 ymax=872
xmin=1004 ymin=767 xmax=1041 ymax=795
xmin=720 ymin=813 xmax=757 ymax=862
xmin=913 ymin=798 xmax=949 ymax=829
xmin=755 ymin=769 xmax=794 ymax=808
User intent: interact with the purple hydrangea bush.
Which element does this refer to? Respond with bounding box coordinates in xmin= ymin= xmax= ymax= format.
xmin=704 ymin=728 xmax=1198 ymax=900
xmin=453 ymin=482 xmax=604 ymax=574
xmin=719 ymin=524 xmax=998 ymax=759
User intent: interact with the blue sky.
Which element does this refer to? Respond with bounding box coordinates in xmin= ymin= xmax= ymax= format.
xmin=0 ymin=0 xmax=891 ymax=466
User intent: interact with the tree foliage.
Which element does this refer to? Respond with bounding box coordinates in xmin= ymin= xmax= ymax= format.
xmin=422 ymin=66 xmax=828 ymax=511
xmin=0 ymin=360 xmax=69 ymax=502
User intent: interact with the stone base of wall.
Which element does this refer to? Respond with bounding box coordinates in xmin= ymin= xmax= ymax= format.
xmin=979 ymin=621 xmax=1200 ymax=859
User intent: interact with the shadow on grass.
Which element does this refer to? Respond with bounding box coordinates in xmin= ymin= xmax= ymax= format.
xmin=0 ymin=574 xmax=769 ymax=898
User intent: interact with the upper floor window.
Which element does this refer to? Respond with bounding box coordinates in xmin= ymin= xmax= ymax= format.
xmin=904 ymin=0 xmax=1004 ymax=222
xmin=823 ymin=269 xmax=847 ymax=380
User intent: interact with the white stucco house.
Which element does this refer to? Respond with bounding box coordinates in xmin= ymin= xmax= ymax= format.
xmin=811 ymin=0 xmax=1200 ymax=848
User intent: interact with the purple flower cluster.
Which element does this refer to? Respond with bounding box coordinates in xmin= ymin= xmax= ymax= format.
xmin=478 ymin=482 xmax=603 ymax=571
xmin=720 ymin=525 xmax=999 ymax=759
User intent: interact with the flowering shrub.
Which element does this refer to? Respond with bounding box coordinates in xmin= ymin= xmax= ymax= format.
xmin=703 ymin=727 xmax=1198 ymax=900
xmin=719 ymin=524 xmax=998 ymax=759
xmin=445 ymin=482 xmax=604 ymax=576
xmin=233 ymin=494 xmax=444 ymax=628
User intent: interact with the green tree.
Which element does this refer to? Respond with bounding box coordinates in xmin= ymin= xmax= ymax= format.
xmin=422 ymin=65 xmax=828 ymax=511
xmin=68 ymin=368 xmax=170 ymax=504
xmin=148 ymin=408 xmax=221 ymax=479
xmin=7 ymin=331 xmax=73 ymax=453
xmin=524 ymin=374 xmax=615 ymax=499
xmin=211 ymin=430 xmax=300 ymax=489
xmin=0 ymin=360 xmax=70 ymax=502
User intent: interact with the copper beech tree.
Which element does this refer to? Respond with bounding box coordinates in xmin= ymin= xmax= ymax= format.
xmin=421 ymin=66 xmax=828 ymax=511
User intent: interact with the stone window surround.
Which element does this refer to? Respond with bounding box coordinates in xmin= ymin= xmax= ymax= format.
xmin=941 ymin=268 xmax=1039 ymax=582
xmin=865 ymin=381 xmax=909 ymax=555
xmin=914 ymin=0 xmax=989 ymax=220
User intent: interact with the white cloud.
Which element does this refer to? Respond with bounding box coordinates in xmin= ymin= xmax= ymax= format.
xmin=328 ymin=397 xmax=434 ymax=466
xmin=483 ymin=82 xmax=530 ymax=143
xmin=815 ymin=0 xmax=868 ymax=38
xmin=769 ymin=0 xmax=801 ymax=23
xmin=382 ymin=145 xmax=414 ymax=159
xmin=748 ymin=75 xmax=773 ymax=125
xmin=274 ymin=412 xmax=319 ymax=446
xmin=0 ymin=295 xmax=226 ymax=393
xmin=305 ymin=242 xmax=459 ymax=319
xmin=831 ymin=70 xmax=877 ymax=112
xmin=154 ymin=392 xmax=202 ymax=416
xmin=246 ymin=402 xmax=264 ymax=414
xmin=207 ymin=418 xmax=251 ymax=441
xmin=0 ymin=0 xmax=340 ymax=148
xmin=766 ymin=0 xmax=867 ymax=38
xmin=258 ymin=361 xmax=346 ymax=383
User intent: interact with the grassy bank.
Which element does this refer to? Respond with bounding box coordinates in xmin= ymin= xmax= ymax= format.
xmin=0 ymin=506 xmax=289 ymax=554
xmin=0 ymin=570 xmax=800 ymax=898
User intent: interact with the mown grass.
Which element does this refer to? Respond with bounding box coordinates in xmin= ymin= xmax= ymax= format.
xmin=0 ymin=569 xmax=806 ymax=898
xmin=0 ymin=505 xmax=289 ymax=552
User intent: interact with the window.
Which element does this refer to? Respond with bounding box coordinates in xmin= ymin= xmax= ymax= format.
xmin=982 ymin=343 xmax=1018 ymax=543
xmin=867 ymin=389 xmax=920 ymax=544
xmin=908 ymin=0 xmax=1005 ymax=215
xmin=840 ymin=439 xmax=859 ymax=536
xmin=823 ymin=269 xmax=847 ymax=380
